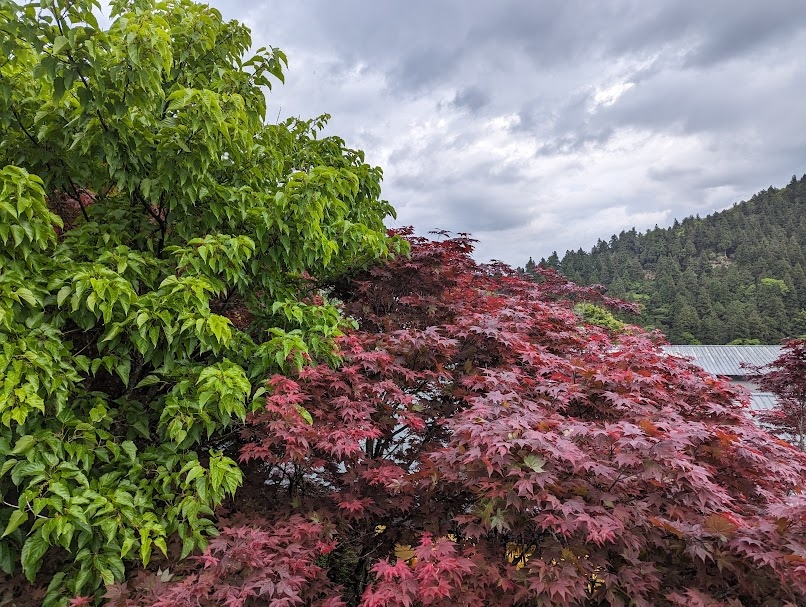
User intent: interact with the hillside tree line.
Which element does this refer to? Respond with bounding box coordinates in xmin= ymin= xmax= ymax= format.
xmin=528 ymin=176 xmax=806 ymax=344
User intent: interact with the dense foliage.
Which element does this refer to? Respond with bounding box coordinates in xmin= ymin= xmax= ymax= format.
xmin=528 ymin=175 xmax=806 ymax=344
xmin=3 ymin=1 xmax=805 ymax=605
xmin=90 ymin=233 xmax=805 ymax=607
xmin=747 ymin=339 xmax=806 ymax=451
xmin=0 ymin=0 xmax=400 ymax=601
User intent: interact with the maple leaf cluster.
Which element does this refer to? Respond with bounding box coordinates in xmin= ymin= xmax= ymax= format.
xmin=135 ymin=231 xmax=805 ymax=607
xmin=747 ymin=338 xmax=806 ymax=451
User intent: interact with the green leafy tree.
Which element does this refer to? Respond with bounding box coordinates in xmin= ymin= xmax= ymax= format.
xmin=0 ymin=0 xmax=401 ymax=601
xmin=573 ymin=302 xmax=624 ymax=331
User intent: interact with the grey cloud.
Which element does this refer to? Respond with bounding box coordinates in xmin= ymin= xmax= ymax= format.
xmin=387 ymin=47 xmax=463 ymax=95
xmin=648 ymin=166 xmax=703 ymax=183
xmin=210 ymin=0 xmax=806 ymax=264
xmin=465 ymin=2 xmax=614 ymax=68
xmin=591 ymin=1 xmax=806 ymax=68
xmin=534 ymin=128 xmax=614 ymax=157
xmin=390 ymin=155 xmax=529 ymax=194
xmin=451 ymin=86 xmax=490 ymax=112
xmin=440 ymin=195 xmax=532 ymax=232
xmin=512 ymin=92 xmax=618 ymax=157
xmin=651 ymin=166 xmax=766 ymax=195
xmin=683 ymin=2 xmax=806 ymax=67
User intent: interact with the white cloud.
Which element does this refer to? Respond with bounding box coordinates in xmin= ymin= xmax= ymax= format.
xmin=592 ymin=81 xmax=636 ymax=109
xmin=127 ymin=0 xmax=806 ymax=265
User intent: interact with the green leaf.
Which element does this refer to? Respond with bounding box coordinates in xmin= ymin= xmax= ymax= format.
xmin=121 ymin=440 xmax=137 ymax=462
xmin=207 ymin=314 xmax=232 ymax=345
xmin=52 ymin=35 xmax=69 ymax=54
xmin=135 ymin=375 xmax=160 ymax=389
xmin=99 ymin=566 xmax=115 ymax=586
xmin=102 ymin=323 xmax=124 ymax=342
xmin=15 ymin=288 xmax=38 ymax=306
xmin=74 ymin=355 xmax=90 ymax=373
xmin=21 ymin=530 xmax=49 ymax=581
xmin=294 ymin=403 xmax=313 ymax=425
xmin=180 ymin=534 xmax=195 ymax=559
xmin=56 ymin=286 xmax=71 ymax=307
xmin=184 ymin=464 xmax=205 ymax=486
xmin=2 ymin=510 xmax=28 ymax=537
xmin=209 ymin=457 xmax=224 ymax=493
xmin=0 ymin=542 xmax=15 ymax=575
xmin=140 ymin=534 xmax=152 ymax=566
xmin=121 ymin=535 xmax=135 ymax=559
xmin=523 ymin=454 xmax=546 ymax=473
xmin=11 ymin=435 xmax=36 ymax=455
xmin=154 ymin=536 xmax=168 ymax=557
xmin=115 ymin=358 xmax=131 ymax=386
xmin=49 ymin=481 xmax=71 ymax=500
xmin=74 ymin=564 xmax=93 ymax=593
xmin=0 ymin=459 xmax=18 ymax=478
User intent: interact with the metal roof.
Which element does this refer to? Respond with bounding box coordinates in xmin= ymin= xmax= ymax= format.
xmin=661 ymin=345 xmax=782 ymax=377
xmin=748 ymin=392 xmax=779 ymax=411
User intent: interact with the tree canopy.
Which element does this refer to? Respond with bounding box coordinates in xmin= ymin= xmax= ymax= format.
xmin=529 ymin=176 xmax=806 ymax=344
xmin=2 ymin=1 xmax=806 ymax=606
xmin=99 ymin=233 xmax=805 ymax=607
xmin=0 ymin=0 xmax=400 ymax=601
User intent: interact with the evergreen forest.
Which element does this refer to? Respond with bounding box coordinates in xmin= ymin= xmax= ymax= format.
xmin=528 ymin=175 xmax=806 ymax=344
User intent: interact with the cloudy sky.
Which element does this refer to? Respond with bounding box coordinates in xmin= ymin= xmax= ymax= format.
xmin=172 ymin=1 xmax=806 ymax=264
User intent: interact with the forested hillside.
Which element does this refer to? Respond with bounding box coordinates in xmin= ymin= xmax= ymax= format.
xmin=528 ymin=175 xmax=806 ymax=344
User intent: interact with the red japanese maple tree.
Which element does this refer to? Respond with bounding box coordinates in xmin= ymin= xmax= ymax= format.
xmin=749 ymin=339 xmax=806 ymax=451
xmin=122 ymin=232 xmax=805 ymax=607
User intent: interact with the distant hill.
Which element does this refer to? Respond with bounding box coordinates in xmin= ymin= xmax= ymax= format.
xmin=525 ymin=174 xmax=806 ymax=344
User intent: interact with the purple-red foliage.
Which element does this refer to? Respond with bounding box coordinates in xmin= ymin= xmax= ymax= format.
xmin=748 ymin=339 xmax=806 ymax=451
xmin=148 ymin=516 xmax=342 ymax=607
xmin=136 ymin=231 xmax=806 ymax=607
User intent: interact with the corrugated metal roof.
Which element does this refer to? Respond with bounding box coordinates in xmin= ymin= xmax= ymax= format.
xmin=661 ymin=345 xmax=783 ymax=412
xmin=749 ymin=392 xmax=779 ymax=411
xmin=662 ymin=345 xmax=782 ymax=376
